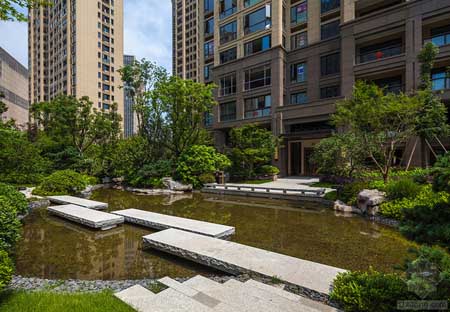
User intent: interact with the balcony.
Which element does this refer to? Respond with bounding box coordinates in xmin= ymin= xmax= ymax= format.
xmin=357 ymin=42 xmax=403 ymax=64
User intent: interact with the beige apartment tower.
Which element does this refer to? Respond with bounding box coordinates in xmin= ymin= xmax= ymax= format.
xmin=173 ymin=0 xmax=450 ymax=175
xmin=29 ymin=0 xmax=124 ymax=116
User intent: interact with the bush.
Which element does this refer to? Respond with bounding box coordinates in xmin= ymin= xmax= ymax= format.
xmin=0 ymin=197 xmax=22 ymax=254
xmin=0 ymin=250 xmax=13 ymax=292
xmin=32 ymin=170 xmax=92 ymax=196
xmin=385 ymin=178 xmax=422 ymax=200
xmin=199 ymin=173 xmax=215 ymax=185
xmin=128 ymin=160 xmax=173 ymax=188
xmin=400 ymin=199 xmax=450 ymax=247
xmin=330 ymin=269 xmax=412 ymax=312
xmin=404 ymin=246 xmax=450 ymax=302
xmin=380 ymin=185 xmax=449 ymax=220
xmin=257 ymin=165 xmax=280 ymax=176
xmin=433 ymin=167 xmax=450 ymax=193
xmin=339 ymin=181 xmax=369 ymax=206
xmin=324 ymin=191 xmax=338 ymax=201
xmin=176 ymin=145 xmax=231 ymax=188
xmin=0 ymin=183 xmax=28 ymax=215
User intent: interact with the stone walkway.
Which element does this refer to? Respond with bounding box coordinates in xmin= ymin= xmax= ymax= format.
xmin=143 ymin=229 xmax=345 ymax=296
xmin=115 ymin=275 xmax=340 ymax=312
xmin=47 ymin=195 xmax=108 ymax=209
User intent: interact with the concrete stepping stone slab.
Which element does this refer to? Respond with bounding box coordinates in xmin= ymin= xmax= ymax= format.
xmin=143 ymin=229 xmax=345 ymax=295
xmin=48 ymin=204 xmax=124 ymax=230
xmin=183 ymin=275 xmax=283 ymax=312
xmin=114 ymin=208 xmax=235 ymax=238
xmin=114 ymin=285 xmax=155 ymax=312
xmin=47 ymin=195 xmax=108 ymax=209
xmin=244 ymin=279 xmax=340 ymax=312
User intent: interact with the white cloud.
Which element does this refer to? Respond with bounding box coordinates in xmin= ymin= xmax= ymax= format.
xmin=0 ymin=0 xmax=173 ymax=72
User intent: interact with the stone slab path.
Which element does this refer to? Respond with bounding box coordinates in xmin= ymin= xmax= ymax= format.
xmin=115 ymin=275 xmax=341 ymax=312
xmin=47 ymin=195 xmax=108 ymax=210
xmin=113 ymin=208 xmax=235 ymax=238
xmin=48 ymin=204 xmax=124 ymax=230
xmin=143 ymin=229 xmax=345 ymax=295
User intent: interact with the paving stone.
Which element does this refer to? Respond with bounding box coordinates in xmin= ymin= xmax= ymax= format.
xmin=48 ymin=204 xmax=124 ymax=230
xmin=114 ymin=208 xmax=235 ymax=238
xmin=143 ymin=229 xmax=345 ymax=295
xmin=114 ymin=285 xmax=155 ymax=312
xmin=47 ymin=195 xmax=108 ymax=209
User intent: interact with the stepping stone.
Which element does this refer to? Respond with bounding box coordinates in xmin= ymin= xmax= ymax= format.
xmin=143 ymin=229 xmax=345 ymax=295
xmin=114 ymin=285 xmax=155 ymax=312
xmin=48 ymin=204 xmax=124 ymax=230
xmin=113 ymin=208 xmax=235 ymax=238
xmin=47 ymin=195 xmax=108 ymax=209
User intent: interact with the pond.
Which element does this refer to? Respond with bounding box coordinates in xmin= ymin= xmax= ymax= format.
xmin=15 ymin=189 xmax=417 ymax=281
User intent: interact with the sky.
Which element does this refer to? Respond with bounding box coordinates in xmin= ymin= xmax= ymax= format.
xmin=0 ymin=0 xmax=172 ymax=72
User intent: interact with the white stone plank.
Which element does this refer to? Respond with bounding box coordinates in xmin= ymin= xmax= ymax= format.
xmin=143 ymin=229 xmax=345 ymax=295
xmin=48 ymin=204 xmax=124 ymax=230
xmin=113 ymin=208 xmax=235 ymax=238
xmin=47 ymin=195 xmax=108 ymax=210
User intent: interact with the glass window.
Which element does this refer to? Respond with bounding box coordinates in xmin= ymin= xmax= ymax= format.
xmin=291 ymin=32 xmax=307 ymax=50
xmin=320 ymin=53 xmax=340 ymax=76
xmin=321 ymin=20 xmax=340 ymax=40
xmin=244 ymin=35 xmax=271 ymax=56
xmin=290 ymin=63 xmax=307 ymax=83
xmin=429 ymin=25 xmax=450 ymax=47
xmin=291 ymin=2 xmax=307 ymax=25
xmin=219 ymin=0 xmax=237 ymax=19
xmin=320 ymin=85 xmax=340 ymax=99
xmin=204 ymin=41 xmax=214 ymax=60
xmin=204 ymin=64 xmax=213 ymax=81
xmin=219 ymin=47 xmax=237 ymax=64
xmin=358 ymin=39 xmax=402 ymax=63
xmin=220 ymin=21 xmax=237 ymax=44
xmin=204 ymin=0 xmax=214 ymax=13
xmin=244 ymin=5 xmax=271 ymax=34
xmin=244 ymin=0 xmax=263 ymax=8
xmin=432 ymin=69 xmax=450 ymax=91
xmin=245 ymin=95 xmax=271 ymax=119
xmin=373 ymin=76 xmax=403 ymax=94
xmin=205 ymin=18 xmax=214 ymax=37
xmin=321 ymin=0 xmax=340 ymax=14
xmin=244 ymin=65 xmax=271 ymax=90
xmin=220 ymin=102 xmax=236 ymax=122
xmin=219 ymin=74 xmax=237 ymax=96
xmin=291 ymin=92 xmax=308 ymax=105
xmin=204 ymin=112 xmax=213 ymax=127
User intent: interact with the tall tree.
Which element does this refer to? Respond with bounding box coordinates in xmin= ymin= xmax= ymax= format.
xmin=333 ymin=81 xmax=421 ymax=183
xmin=0 ymin=0 xmax=49 ymax=21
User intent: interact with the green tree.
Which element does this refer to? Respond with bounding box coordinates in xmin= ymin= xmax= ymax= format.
xmin=228 ymin=124 xmax=279 ymax=179
xmin=0 ymin=92 xmax=16 ymax=130
xmin=154 ymin=76 xmax=217 ymax=159
xmin=0 ymin=0 xmax=49 ymax=21
xmin=311 ymin=132 xmax=366 ymax=179
xmin=333 ymin=81 xmax=421 ymax=183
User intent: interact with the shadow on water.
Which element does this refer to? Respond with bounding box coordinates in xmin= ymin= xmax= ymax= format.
xmin=15 ymin=189 xmax=417 ymax=280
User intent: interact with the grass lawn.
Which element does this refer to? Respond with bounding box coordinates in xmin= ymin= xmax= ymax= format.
xmin=236 ymin=179 xmax=272 ymax=185
xmin=0 ymin=291 xmax=135 ymax=312
xmin=309 ymin=182 xmax=336 ymax=188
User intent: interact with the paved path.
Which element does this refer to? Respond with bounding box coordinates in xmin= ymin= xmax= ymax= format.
xmin=143 ymin=229 xmax=345 ymax=295
xmin=115 ymin=275 xmax=340 ymax=312
xmin=47 ymin=195 xmax=108 ymax=209
xmin=113 ymin=208 xmax=235 ymax=238
xmin=48 ymin=204 xmax=124 ymax=230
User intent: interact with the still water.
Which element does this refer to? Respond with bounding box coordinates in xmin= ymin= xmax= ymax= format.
xmin=15 ymin=189 xmax=416 ymax=280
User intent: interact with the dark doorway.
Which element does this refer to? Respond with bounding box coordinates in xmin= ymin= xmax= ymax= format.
xmin=290 ymin=142 xmax=302 ymax=176
xmin=304 ymin=147 xmax=317 ymax=176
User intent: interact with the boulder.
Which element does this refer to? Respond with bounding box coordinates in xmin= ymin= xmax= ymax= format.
xmin=161 ymin=177 xmax=193 ymax=192
xmin=357 ymin=189 xmax=386 ymax=216
xmin=334 ymin=200 xmax=361 ymax=214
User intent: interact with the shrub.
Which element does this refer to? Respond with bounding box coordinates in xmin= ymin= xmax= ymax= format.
xmin=257 ymin=165 xmax=280 ymax=176
xmin=330 ymin=269 xmax=412 ymax=312
xmin=433 ymin=167 xmax=450 ymax=193
xmin=0 ymin=250 xmax=13 ymax=292
xmin=32 ymin=170 xmax=92 ymax=196
xmin=324 ymin=191 xmax=338 ymax=201
xmin=400 ymin=199 xmax=450 ymax=247
xmin=385 ymin=178 xmax=422 ymax=200
xmin=128 ymin=160 xmax=173 ymax=188
xmin=0 ymin=183 xmax=28 ymax=215
xmin=339 ymin=181 xmax=369 ymax=206
xmin=367 ymin=179 xmax=386 ymax=191
xmin=176 ymin=145 xmax=231 ymax=188
xmin=380 ymin=185 xmax=449 ymax=220
xmin=404 ymin=246 xmax=450 ymax=302
xmin=0 ymin=197 xmax=22 ymax=254
xmin=198 ymin=173 xmax=215 ymax=185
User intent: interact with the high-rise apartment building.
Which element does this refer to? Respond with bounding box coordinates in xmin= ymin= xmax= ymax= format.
xmin=123 ymin=54 xmax=137 ymax=137
xmin=0 ymin=47 xmax=29 ymax=128
xmin=173 ymin=0 xmax=450 ymax=175
xmin=29 ymin=0 xmax=124 ymax=117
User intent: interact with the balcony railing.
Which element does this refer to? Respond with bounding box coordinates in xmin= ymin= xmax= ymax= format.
xmin=244 ymin=19 xmax=271 ymax=35
xmin=220 ymin=6 xmax=237 ymax=19
xmin=244 ymin=76 xmax=271 ymax=90
xmin=358 ymin=44 xmax=403 ymax=64
xmin=245 ymin=107 xmax=271 ymax=119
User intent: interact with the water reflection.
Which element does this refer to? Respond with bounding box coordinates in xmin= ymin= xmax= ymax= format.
xmin=15 ymin=190 xmax=417 ymax=280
